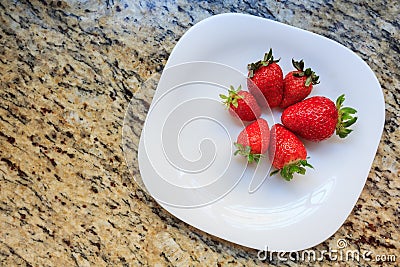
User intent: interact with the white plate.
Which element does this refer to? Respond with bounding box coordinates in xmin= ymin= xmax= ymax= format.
xmin=137 ymin=13 xmax=385 ymax=251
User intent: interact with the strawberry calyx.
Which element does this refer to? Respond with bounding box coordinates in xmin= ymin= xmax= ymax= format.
xmin=270 ymin=159 xmax=313 ymax=181
xmin=219 ymin=85 xmax=243 ymax=108
xmin=234 ymin=142 xmax=264 ymax=163
xmin=335 ymin=94 xmax=358 ymax=138
xmin=247 ymin=48 xmax=280 ymax=78
xmin=291 ymin=59 xmax=320 ymax=86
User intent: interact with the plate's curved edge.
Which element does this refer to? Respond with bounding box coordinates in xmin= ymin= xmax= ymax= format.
xmin=165 ymin=13 xmax=284 ymax=68
xmin=164 ymin=13 xmax=237 ymax=68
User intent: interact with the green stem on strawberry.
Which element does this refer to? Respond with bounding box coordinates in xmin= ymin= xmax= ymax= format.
xmin=335 ymin=94 xmax=358 ymax=138
xmin=270 ymin=159 xmax=313 ymax=181
xmin=291 ymin=59 xmax=320 ymax=86
xmin=219 ymin=85 xmax=243 ymax=108
xmin=247 ymin=48 xmax=280 ymax=78
xmin=234 ymin=142 xmax=264 ymax=163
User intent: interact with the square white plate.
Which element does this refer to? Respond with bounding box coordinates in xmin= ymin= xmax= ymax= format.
xmin=136 ymin=13 xmax=385 ymax=251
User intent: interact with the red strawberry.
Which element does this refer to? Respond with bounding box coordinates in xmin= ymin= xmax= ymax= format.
xmin=220 ymin=85 xmax=261 ymax=122
xmin=247 ymin=49 xmax=284 ymax=108
xmin=269 ymin=124 xmax=313 ymax=181
xmin=279 ymin=59 xmax=319 ymax=108
xmin=281 ymin=94 xmax=357 ymax=142
xmin=234 ymin=118 xmax=270 ymax=163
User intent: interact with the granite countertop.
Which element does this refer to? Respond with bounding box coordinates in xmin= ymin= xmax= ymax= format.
xmin=0 ymin=0 xmax=398 ymax=266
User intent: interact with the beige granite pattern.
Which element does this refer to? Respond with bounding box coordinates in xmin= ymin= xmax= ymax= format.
xmin=0 ymin=0 xmax=399 ymax=266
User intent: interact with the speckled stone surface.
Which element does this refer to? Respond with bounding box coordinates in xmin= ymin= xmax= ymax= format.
xmin=0 ymin=0 xmax=399 ymax=266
